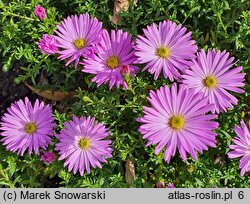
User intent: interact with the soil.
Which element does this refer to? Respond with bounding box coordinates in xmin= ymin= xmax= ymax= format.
xmin=0 ymin=60 xmax=34 ymax=118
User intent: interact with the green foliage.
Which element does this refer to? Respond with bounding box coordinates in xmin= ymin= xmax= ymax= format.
xmin=0 ymin=0 xmax=249 ymax=188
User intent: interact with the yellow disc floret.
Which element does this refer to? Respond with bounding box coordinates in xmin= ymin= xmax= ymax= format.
xmin=156 ymin=47 xmax=170 ymax=59
xmin=79 ymin=137 xmax=91 ymax=150
xmin=73 ymin=38 xmax=86 ymax=49
xmin=169 ymin=116 xmax=185 ymax=130
xmin=106 ymin=56 xmax=120 ymax=69
xmin=203 ymin=76 xmax=217 ymax=88
xmin=25 ymin=122 xmax=37 ymax=134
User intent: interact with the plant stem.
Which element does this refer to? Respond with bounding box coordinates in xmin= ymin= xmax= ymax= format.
xmin=217 ymin=12 xmax=228 ymax=35
xmin=6 ymin=12 xmax=37 ymax=21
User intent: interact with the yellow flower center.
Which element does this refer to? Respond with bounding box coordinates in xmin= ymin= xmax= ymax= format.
xmin=169 ymin=116 xmax=185 ymax=130
xmin=106 ymin=56 xmax=120 ymax=69
xmin=73 ymin=38 xmax=86 ymax=49
xmin=25 ymin=122 xmax=37 ymax=134
xmin=203 ymin=75 xmax=217 ymax=88
xmin=156 ymin=47 xmax=170 ymax=59
xmin=79 ymin=138 xmax=91 ymax=150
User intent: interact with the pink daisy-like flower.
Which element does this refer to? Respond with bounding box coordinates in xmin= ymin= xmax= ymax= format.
xmin=55 ymin=116 xmax=113 ymax=176
xmin=54 ymin=14 xmax=103 ymax=68
xmin=182 ymin=49 xmax=245 ymax=113
xmin=82 ymin=29 xmax=138 ymax=89
xmin=36 ymin=34 xmax=58 ymax=55
xmin=34 ymin=5 xmax=46 ymax=20
xmin=137 ymin=83 xmax=218 ymax=163
xmin=134 ymin=20 xmax=197 ymax=81
xmin=0 ymin=97 xmax=54 ymax=156
xmin=41 ymin=151 xmax=55 ymax=164
xmin=228 ymin=120 xmax=250 ymax=176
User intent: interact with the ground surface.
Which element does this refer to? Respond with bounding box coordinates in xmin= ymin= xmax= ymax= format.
xmin=0 ymin=59 xmax=34 ymax=117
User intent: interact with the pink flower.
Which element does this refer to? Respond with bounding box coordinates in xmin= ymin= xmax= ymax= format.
xmin=0 ymin=97 xmax=55 ymax=156
xmin=54 ymin=14 xmax=103 ymax=68
xmin=82 ymin=29 xmax=138 ymax=89
xmin=41 ymin=151 xmax=55 ymax=164
xmin=55 ymin=116 xmax=113 ymax=176
xmin=182 ymin=49 xmax=245 ymax=113
xmin=36 ymin=34 xmax=58 ymax=55
xmin=228 ymin=120 xmax=250 ymax=176
xmin=137 ymin=83 xmax=218 ymax=163
xmin=135 ymin=20 xmax=197 ymax=81
xmin=167 ymin=182 xmax=175 ymax=188
xmin=34 ymin=5 xmax=46 ymax=20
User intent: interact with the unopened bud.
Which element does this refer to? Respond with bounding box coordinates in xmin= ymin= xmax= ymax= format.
xmin=121 ymin=65 xmax=130 ymax=74
xmin=155 ymin=181 xmax=165 ymax=188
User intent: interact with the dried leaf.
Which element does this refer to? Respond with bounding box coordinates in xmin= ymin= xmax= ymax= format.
xmin=112 ymin=0 xmax=138 ymax=24
xmin=25 ymin=82 xmax=76 ymax=101
xmin=125 ymin=157 xmax=136 ymax=185
xmin=204 ymin=32 xmax=209 ymax=42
